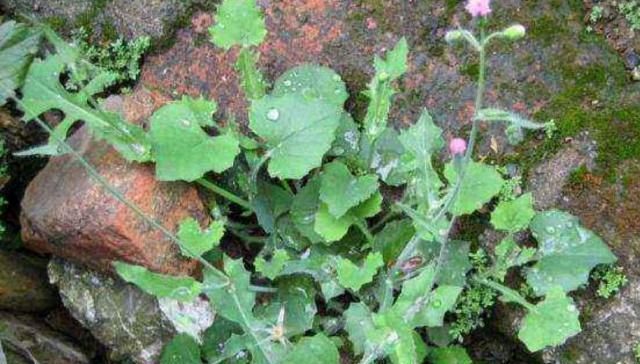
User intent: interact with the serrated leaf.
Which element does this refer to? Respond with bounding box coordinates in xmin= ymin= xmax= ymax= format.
xmin=177 ymin=218 xmax=224 ymax=259
xmin=494 ymin=236 xmax=537 ymax=281
xmin=428 ymin=346 xmax=472 ymax=364
xmin=19 ymin=55 xmax=151 ymax=161
xmin=399 ymin=108 xmax=444 ymax=209
xmin=0 ymin=20 xmax=41 ymax=105
xmin=203 ymin=256 xmax=254 ymax=324
xmin=255 ymin=250 xmax=289 ymax=280
xmin=372 ymin=312 xmax=418 ymax=364
xmin=249 ymin=93 xmax=341 ymax=179
xmin=518 ymin=286 xmax=581 ymax=352
xmin=319 ymin=161 xmax=379 ymax=218
xmin=336 ymin=252 xmax=384 ymax=291
xmin=160 ymin=334 xmax=202 ymax=364
xmin=363 ymin=38 xmax=409 ymax=139
xmin=476 ymin=108 xmax=546 ymax=130
xmin=445 ymin=161 xmax=504 ymax=216
xmin=236 ymin=47 xmax=267 ymax=100
xmin=273 ymin=64 xmax=348 ymax=107
xmin=149 ymin=96 xmax=240 ymax=181
xmin=491 ymin=193 xmax=535 ymax=232
xmin=253 ymin=181 xmax=293 ymax=233
xmin=391 ymin=264 xmax=462 ymax=328
xmin=114 ymin=262 xmax=202 ymax=302
xmin=282 ymin=334 xmax=339 ymax=364
xmin=526 ymin=210 xmax=616 ymax=296
xmin=373 ymin=219 xmax=415 ymax=264
xmin=209 ymin=0 xmax=266 ymax=49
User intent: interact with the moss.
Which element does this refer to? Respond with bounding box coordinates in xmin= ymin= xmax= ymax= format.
xmin=460 ymin=62 xmax=479 ymax=79
xmin=44 ymin=16 xmax=67 ymax=32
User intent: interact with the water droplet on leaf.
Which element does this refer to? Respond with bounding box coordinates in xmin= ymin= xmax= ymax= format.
xmin=266 ymin=108 xmax=280 ymax=121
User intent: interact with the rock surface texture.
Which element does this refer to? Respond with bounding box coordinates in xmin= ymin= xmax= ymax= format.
xmin=48 ymin=258 xmax=175 ymax=364
xmin=20 ymin=126 xmax=205 ymax=276
xmin=0 ymin=250 xmax=57 ymax=312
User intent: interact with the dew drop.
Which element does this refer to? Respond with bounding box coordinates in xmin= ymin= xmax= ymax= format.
xmin=283 ymin=80 xmax=292 ymax=87
xmin=332 ymin=74 xmax=341 ymax=82
xmin=266 ymin=108 xmax=280 ymax=121
xmin=181 ymin=119 xmax=191 ymax=127
xmin=431 ymin=299 xmax=442 ymax=308
xmin=378 ymin=72 xmax=389 ymax=81
xmin=567 ymin=304 xmax=577 ymax=312
xmin=131 ymin=144 xmax=146 ymax=155
xmin=545 ymin=226 xmax=556 ymax=234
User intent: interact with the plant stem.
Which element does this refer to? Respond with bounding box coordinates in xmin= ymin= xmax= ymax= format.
xmin=196 ymin=178 xmax=253 ymax=211
xmin=355 ymin=220 xmax=374 ymax=246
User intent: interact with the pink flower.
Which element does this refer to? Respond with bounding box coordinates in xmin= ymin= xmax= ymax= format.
xmin=449 ymin=138 xmax=467 ymax=155
xmin=465 ymin=0 xmax=492 ymax=17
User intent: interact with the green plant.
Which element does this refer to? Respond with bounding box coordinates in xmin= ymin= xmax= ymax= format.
xmin=71 ymin=27 xmax=150 ymax=88
xmin=1 ymin=0 xmax=620 ymax=363
xmin=592 ymin=264 xmax=627 ymax=299
xmin=0 ymin=140 xmax=7 ymax=238
xmin=619 ymin=1 xmax=640 ymax=30
xmin=590 ymin=5 xmax=604 ymax=24
xmin=634 ymin=342 xmax=640 ymax=363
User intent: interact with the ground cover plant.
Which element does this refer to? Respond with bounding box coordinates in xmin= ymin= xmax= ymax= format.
xmin=0 ymin=0 xmax=621 ymax=363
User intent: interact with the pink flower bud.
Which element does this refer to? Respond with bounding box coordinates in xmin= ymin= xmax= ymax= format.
xmin=465 ymin=0 xmax=492 ymax=17
xmin=449 ymin=138 xmax=467 ymax=155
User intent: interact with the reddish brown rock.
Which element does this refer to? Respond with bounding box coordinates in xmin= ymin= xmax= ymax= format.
xmin=20 ymin=126 xmax=205 ymax=276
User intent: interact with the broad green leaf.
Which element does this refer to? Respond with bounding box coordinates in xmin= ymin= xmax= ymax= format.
xmin=319 ymin=161 xmax=379 ymax=218
xmin=0 ymin=21 xmax=40 ymax=105
xmin=273 ymin=64 xmax=348 ymax=107
xmin=209 ymin=0 xmax=266 ymax=49
xmin=344 ymin=302 xmax=375 ymax=355
xmin=236 ymin=47 xmax=267 ymax=100
xmin=253 ymin=181 xmax=293 ymax=233
xmin=290 ymin=178 xmax=324 ymax=243
xmin=436 ymin=240 xmax=471 ymax=286
xmin=314 ymin=203 xmax=353 ymax=242
xmin=314 ymin=192 xmax=382 ymax=242
xmin=203 ymin=257 xmax=254 ymax=324
xmin=526 ymin=210 xmax=616 ymax=296
xmin=428 ymin=346 xmax=472 ymax=364
xmin=445 ymin=161 xmax=504 ymax=216
xmin=518 ymin=286 xmax=581 ymax=352
xmin=149 ymin=96 xmax=240 ymax=181
xmin=372 ymin=312 xmax=418 ymax=364
xmin=363 ymin=38 xmax=409 ymax=139
xmin=249 ymin=93 xmax=341 ymax=179
xmin=177 ymin=218 xmax=224 ymax=259
xmin=329 ymin=112 xmax=360 ymax=157
xmin=491 ymin=193 xmax=535 ymax=232
xmin=367 ymin=128 xmax=411 ymax=185
xmin=114 ymin=262 xmax=202 ymax=302
xmin=391 ymin=264 xmax=462 ymax=328
xmin=160 ymin=334 xmax=201 ymax=364
xmin=255 ymin=249 xmax=289 ymax=280
xmin=494 ymin=236 xmax=537 ymax=281
xmin=201 ymin=318 xmax=243 ymax=362
xmin=336 ymin=252 xmax=384 ymax=291
xmin=282 ymin=334 xmax=339 ymax=364
xmin=398 ymin=108 xmax=444 ymax=208
xmin=256 ymin=276 xmax=317 ymax=336
xmin=279 ymin=247 xmax=344 ymax=300
xmin=373 ymin=219 xmax=415 ymax=264
xmin=19 ymin=55 xmax=150 ymax=161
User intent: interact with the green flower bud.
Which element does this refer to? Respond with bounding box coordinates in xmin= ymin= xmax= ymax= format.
xmin=502 ymin=24 xmax=526 ymax=40
xmin=445 ymin=30 xmax=464 ymax=43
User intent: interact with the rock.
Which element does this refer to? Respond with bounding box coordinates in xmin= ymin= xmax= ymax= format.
xmin=20 ymin=125 xmax=205 ymax=276
xmin=48 ymin=258 xmax=175 ymax=364
xmin=0 ymin=250 xmax=57 ymax=312
xmin=103 ymin=0 xmax=191 ymax=42
xmin=527 ymin=132 xmax=597 ymax=210
xmin=1 ymin=0 xmax=195 ymax=44
xmin=623 ymin=49 xmax=640 ymax=70
xmin=0 ymin=311 xmax=91 ymax=364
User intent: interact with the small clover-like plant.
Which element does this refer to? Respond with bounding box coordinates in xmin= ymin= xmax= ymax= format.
xmin=1 ymin=0 xmax=622 ymax=362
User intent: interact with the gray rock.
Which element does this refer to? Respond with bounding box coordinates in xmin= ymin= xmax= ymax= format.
xmin=104 ymin=0 xmax=191 ymax=42
xmin=48 ymin=258 xmax=175 ymax=364
xmin=0 ymin=311 xmax=91 ymax=364
xmin=0 ymin=250 xmax=58 ymax=312
xmin=527 ymin=132 xmax=597 ymax=210
xmin=0 ymin=0 xmax=92 ymax=28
